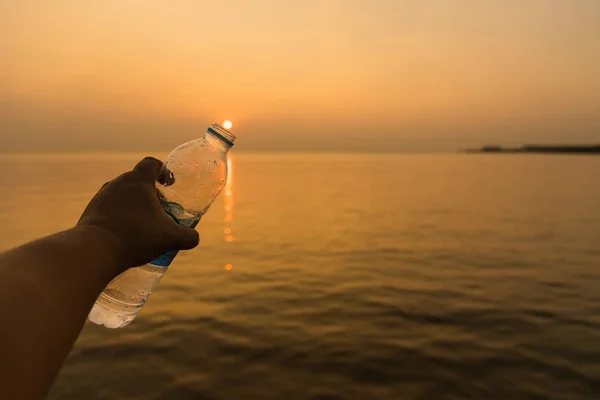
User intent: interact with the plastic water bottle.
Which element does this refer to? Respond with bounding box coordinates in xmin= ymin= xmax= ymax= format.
xmin=88 ymin=122 xmax=236 ymax=328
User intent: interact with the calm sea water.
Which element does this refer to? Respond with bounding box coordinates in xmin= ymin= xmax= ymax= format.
xmin=1 ymin=152 xmax=599 ymax=399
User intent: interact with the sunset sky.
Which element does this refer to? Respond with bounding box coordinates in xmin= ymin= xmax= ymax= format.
xmin=1 ymin=0 xmax=599 ymax=151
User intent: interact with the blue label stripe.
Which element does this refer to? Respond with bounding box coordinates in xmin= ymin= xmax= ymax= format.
xmin=150 ymin=249 xmax=179 ymax=267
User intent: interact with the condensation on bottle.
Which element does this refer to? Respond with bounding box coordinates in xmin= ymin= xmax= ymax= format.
xmin=88 ymin=123 xmax=236 ymax=328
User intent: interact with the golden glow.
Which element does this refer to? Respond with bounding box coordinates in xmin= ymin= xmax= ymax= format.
xmin=2 ymin=2 xmax=599 ymax=151
xmin=225 ymin=264 xmax=233 ymax=271
xmin=224 ymin=227 xmax=232 ymax=234
xmin=223 ymin=120 xmax=233 ymax=130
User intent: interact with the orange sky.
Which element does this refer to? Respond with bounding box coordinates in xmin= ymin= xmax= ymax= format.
xmin=1 ymin=0 xmax=599 ymax=151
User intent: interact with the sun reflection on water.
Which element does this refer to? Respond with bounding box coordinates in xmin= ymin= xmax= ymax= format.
xmin=224 ymin=155 xmax=234 ymax=270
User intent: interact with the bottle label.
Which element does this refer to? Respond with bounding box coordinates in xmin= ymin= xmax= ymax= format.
xmin=149 ymin=202 xmax=198 ymax=268
xmin=150 ymin=249 xmax=179 ymax=267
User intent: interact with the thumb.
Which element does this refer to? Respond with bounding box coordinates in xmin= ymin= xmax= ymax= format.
xmin=133 ymin=157 xmax=163 ymax=183
xmin=170 ymin=225 xmax=200 ymax=250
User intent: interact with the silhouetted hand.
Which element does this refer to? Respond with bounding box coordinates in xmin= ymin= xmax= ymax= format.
xmin=77 ymin=157 xmax=199 ymax=275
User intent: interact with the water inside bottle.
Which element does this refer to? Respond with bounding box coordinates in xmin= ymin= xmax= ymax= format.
xmin=88 ymin=215 xmax=201 ymax=328
xmin=88 ymin=264 xmax=165 ymax=328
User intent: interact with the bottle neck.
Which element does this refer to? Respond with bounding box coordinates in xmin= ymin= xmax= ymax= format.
xmin=206 ymin=123 xmax=236 ymax=151
xmin=205 ymin=131 xmax=232 ymax=152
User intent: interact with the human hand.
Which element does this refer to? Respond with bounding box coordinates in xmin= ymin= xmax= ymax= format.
xmin=77 ymin=157 xmax=200 ymax=275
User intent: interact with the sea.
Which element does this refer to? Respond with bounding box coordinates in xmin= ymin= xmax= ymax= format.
xmin=0 ymin=152 xmax=599 ymax=399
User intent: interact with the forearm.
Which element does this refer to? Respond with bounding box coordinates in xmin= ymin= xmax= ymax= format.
xmin=0 ymin=226 xmax=124 ymax=399
xmin=0 ymin=156 xmax=200 ymax=399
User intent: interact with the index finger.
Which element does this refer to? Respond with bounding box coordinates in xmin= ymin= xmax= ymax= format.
xmin=133 ymin=157 xmax=164 ymax=182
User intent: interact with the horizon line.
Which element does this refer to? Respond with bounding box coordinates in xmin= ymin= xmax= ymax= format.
xmin=0 ymin=149 xmax=458 ymax=156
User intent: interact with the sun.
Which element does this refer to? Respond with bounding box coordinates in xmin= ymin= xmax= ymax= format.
xmin=223 ymin=120 xmax=233 ymax=130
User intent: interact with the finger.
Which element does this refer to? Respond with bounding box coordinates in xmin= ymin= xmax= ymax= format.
xmin=133 ymin=157 xmax=164 ymax=182
xmin=157 ymin=165 xmax=175 ymax=186
xmin=171 ymin=225 xmax=200 ymax=250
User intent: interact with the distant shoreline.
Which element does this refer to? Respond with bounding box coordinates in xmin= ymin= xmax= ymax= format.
xmin=463 ymin=145 xmax=600 ymax=155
